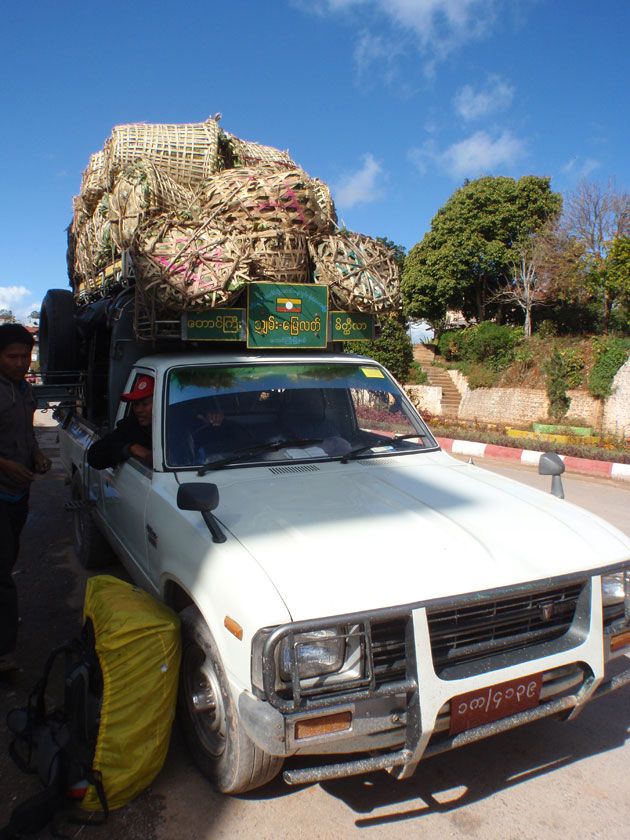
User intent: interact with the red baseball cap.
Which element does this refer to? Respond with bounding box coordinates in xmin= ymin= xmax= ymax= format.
xmin=121 ymin=374 xmax=154 ymax=402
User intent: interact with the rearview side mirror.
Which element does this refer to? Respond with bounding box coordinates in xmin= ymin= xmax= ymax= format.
xmin=538 ymin=452 xmax=565 ymax=500
xmin=177 ymin=482 xmax=219 ymax=512
xmin=177 ymin=482 xmax=225 ymax=542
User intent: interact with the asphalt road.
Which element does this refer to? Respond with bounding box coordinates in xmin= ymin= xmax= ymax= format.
xmin=1 ymin=423 xmax=628 ymax=840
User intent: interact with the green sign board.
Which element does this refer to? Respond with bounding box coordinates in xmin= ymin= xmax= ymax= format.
xmin=329 ymin=311 xmax=375 ymax=341
xmin=181 ymin=309 xmax=245 ymax=341
xmin=246 ymin=283 xmax=328 ymax=349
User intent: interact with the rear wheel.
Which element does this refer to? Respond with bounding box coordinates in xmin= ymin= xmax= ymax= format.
xmin=71 ymin=474 xmax=114 ymax=569
xmin=178 ymin=606 xmax=283 ymax=793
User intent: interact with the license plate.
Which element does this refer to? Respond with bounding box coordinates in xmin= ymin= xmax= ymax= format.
xmin=449 ymin=673 xmax=542 ymax=736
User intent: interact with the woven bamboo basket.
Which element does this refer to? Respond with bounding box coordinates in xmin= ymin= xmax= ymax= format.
xmin=236 ymin=230 xmax=311 ymax=284
xmin=73 ymin=200 xmax=117 ymax=290
xmin=108 ymin=160 xmax=197 ymax=251
xmin=108 ymin=119 xmax=221 ymax=188
xmin=310 ymin=178 xmax=338 ymax=226
xmin=309 ymin=232 xmax=400 ymax=313
xmin=80 ymin=148 xmax=112 ymax=213
xmin=201 ymin=167 xmax=334 ymax=236
xmin=222 ymin=132 xmax=296 ymax=170
xmin=132 ymin=218 xmax=250 ymax=311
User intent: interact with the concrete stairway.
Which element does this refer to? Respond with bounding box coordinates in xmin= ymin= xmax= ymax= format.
xmin=413 ymin=345 xmax=462 ymax=417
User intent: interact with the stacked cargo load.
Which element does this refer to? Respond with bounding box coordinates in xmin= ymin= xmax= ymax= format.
xmin=67 ymin=116 xmax=400 ymax=338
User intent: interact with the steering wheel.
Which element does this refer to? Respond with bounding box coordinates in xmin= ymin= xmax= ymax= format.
xmin=189 ymin=419 xmax=255 ymax=461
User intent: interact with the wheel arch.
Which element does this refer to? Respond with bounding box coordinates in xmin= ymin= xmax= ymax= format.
xmin=162 ymin=577 xmax=195 ymax=615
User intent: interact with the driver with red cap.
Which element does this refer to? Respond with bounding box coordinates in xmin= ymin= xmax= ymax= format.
xmin=87 ymin=374 xmax=154 ymax=469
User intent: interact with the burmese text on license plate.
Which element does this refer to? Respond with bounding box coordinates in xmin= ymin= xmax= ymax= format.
xmin=450 ymin=673 xmax=542 ymax=735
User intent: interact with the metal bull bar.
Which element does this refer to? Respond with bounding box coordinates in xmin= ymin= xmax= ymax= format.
xmin=282 ymin=664 xmax=630 ymax=786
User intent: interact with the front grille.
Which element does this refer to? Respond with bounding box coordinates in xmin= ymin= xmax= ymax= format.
xmin=428 ymin=581 xmax=585 ymax=674
xmin=371 ymin=619 xmax=407 ymax=686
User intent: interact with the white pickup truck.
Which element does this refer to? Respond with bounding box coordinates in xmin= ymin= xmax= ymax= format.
xmin=57 ymin=349 xmax=630 ymax=793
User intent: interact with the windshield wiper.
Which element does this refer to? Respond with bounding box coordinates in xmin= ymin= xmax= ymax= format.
xmin=340 ymin=434 xmax=424 ymax=464
xmin=197 ymin=438 xmax=324 ymax=475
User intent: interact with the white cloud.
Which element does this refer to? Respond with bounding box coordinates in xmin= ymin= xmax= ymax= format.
xmin=333 ymin=153 xmax=384 ymax=207
xmin=354 ymin=30 xmax=403 ymax=82
xmin=561 ymin=156 xmax=600 ymax=178
xmin=453 ymin=75 xmax=514 ymax=120
xmin=409 ymin=130 xmax=526 ymax=178
xmin=304 ymin=0 xmax=498 ymax=73
xmin=0 ymin=286 xmax=40 ymax=323
xmin=377 ymin=0 xmax=497 ymax=56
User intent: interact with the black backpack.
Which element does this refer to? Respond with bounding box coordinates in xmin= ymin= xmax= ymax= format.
xmin=1 ymin=621 xmax=108 ymax=839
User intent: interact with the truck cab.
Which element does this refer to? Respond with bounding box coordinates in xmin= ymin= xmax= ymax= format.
xmin=56 ymin=348 xmax=630 ymax=794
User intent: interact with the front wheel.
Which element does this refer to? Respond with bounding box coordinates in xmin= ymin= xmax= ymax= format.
xmin=177 ymin=606 xmax=283 ymax=793
xmin=71 ymin=474 xmax=114 ymax=569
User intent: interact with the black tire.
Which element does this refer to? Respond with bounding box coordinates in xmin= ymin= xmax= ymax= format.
xmin=178 ymin=606 xmax=283 ymax=793
xmin=71 ymin=474 xmax=114 ymax=569
xmin=39 ymin=289 xmax=80 ymax=383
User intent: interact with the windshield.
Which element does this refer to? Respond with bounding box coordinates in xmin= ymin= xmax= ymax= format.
xmin=165 ymin=361 xmax=437 ymax=469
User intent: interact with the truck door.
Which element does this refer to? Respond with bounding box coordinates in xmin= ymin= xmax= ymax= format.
xmin=102 ymin=458 xmax=152 ymax=581
xmin=100 ymin=368 xmax=155 ymax=584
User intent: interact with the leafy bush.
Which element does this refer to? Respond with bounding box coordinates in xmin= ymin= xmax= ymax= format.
xmin=406 ymin=361 xmax=429 ymax=385
xmin=513 ymin=344 xmax=535 ymax=368
xmin=437 ymin=322 xmax=523 ymax=371
xmin=465 ymin=322 xmax=524 ymax=370
xmin=543 ymin=350 xmax=570 ymax=420
xmin=588 ymin=337 xmax=630 ymax=399
xmin=466 ymin=363 xmax=499 ymax=389
xmin=536 ymin=320 xmax=558 ymax=340
xmin=345 ymin=317 xmax=413 ymax=383
xmin=559 ymin=347 xmax=585 ymax=389
xmin=437 ymin=329 xmax=467 ymax=361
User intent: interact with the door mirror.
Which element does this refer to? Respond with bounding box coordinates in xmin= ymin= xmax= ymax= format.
xmin=177 ymin=482 xmax=219 ymax=512
xmin=538 ymin=452 xmax=565 ymax=499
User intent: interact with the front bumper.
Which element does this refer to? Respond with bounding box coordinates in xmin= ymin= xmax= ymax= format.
xmin=239 ymin=574 xmax=630 ymax=785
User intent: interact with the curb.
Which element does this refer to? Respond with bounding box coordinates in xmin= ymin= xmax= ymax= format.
xmin=436 ymin=437 xmax=630 ymax=483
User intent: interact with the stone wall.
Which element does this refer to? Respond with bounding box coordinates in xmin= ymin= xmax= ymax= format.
xmin=603 ymin=357 xmax=630 ymax=439
xmin=457 ymin=388 xmax=603 ymax=428
xmin=404 ymin=357 xmax=630 ymax=438
xmin=405 ymin=384 xmax=442 ymax=415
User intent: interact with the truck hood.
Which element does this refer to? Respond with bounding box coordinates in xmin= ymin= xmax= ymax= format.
xmin=203 ymin=452 xmax=630 ymax=621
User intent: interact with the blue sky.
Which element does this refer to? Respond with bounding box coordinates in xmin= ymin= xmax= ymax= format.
xmin=0 ymin=0 xmax=628 ymax=320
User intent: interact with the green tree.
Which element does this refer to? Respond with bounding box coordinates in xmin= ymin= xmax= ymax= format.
xmin=564 ymin=180 xmax=630 ymax=332
xmin=402 ymin=176 xmax=562 ymax=329
xmin=605 ymin=236 xmax=630 ymax=332
xmin=0 ymin=308 xmax=16 ymax=323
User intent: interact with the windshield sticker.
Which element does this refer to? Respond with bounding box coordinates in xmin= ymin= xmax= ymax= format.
xmin=361 ymin=367 xmax=385 ymax=378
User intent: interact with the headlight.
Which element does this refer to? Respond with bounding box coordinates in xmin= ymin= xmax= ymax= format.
xmin=602 ymin=572 xmax=625 ymax=606
xmin=280 ymin=628 xmax=346 ymax=680
xmin=602 ymin=570 xmax=629 ymax=609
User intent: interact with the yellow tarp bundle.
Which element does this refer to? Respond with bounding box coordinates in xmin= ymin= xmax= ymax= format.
xmin=82 ymin=575 xmax=181 ymax=811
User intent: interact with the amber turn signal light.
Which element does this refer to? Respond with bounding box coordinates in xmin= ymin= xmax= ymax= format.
xmin=224 ymin=616 xmax=243 ymax=640
xmin=610 ymin=629 xmax=630 ymax=652
xmin=294 ymin=711 xmax=352 ymax=740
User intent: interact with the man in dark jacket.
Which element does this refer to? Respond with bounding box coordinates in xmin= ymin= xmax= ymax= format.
xmin=0 ymin=323 xmax=51 ymax=672
xmin=87 ymin=374 xmax=153 ymax=470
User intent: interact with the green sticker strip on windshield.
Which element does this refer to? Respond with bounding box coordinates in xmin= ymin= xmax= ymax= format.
xmin=361 ymin=367 xmax=385 ymax=378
